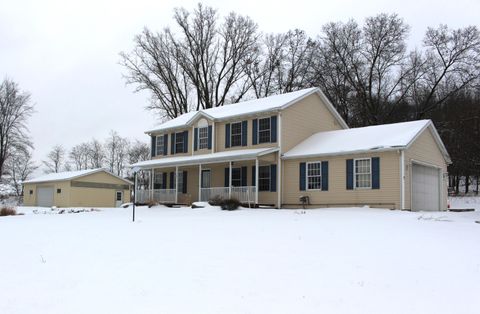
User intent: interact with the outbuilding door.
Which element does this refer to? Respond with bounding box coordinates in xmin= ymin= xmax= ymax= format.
xmin=412 ymin=163 xmax=440 ymax=211
xmin=37 ymin=187 xmax=54 ymax=207
xmin=115 ymin=191 xmax=123 ymax=207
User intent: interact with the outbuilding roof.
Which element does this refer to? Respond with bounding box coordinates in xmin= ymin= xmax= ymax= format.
xmin=283 ymin=119 xmax=451 ymax=163
xmin=146 ymin=87 xmax=348 ymax=133
xmin=23 ymin=168 xmax=133 ymax=185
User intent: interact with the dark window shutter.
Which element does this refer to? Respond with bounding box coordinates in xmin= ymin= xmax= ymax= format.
xmin=270 ymin=164 xmax=277 ymax=192
xmin=241 ymin=166 xmax=247 ymax=186
xmin=346 ymin=159 xmax=354 ymax=190
xmin=252 ymin=166 xmax=256 ymax=186
xmin=242 ymin=121 xmax=248 ymax=146
xmin=299 ymin=162 xmax=306 ymax=191
xmin=151 ymin=135 xmax=156 ymax=157
xmin=208 ymin=125 xmax=212 ymax=149
xmin=169 ymin=172 xmax=174 ymax=189
xmin=225 ymin=124 xmax=231 ymax=148
xmin=321 ymin=161 xmax=329 ymax=191
xmin=194 ymin=128 xmax=198 ymax=151
xmin=182 ymin=171 xmax=188 ymax=193
xmin=372 ymin=157 xmax=380 ymax=189
xmin=183 ymin=130 xmax=188 ymax=153
xmin=170 ymin=133 xmax=176 ymax=155
xmin=252 ymin=119 xmax=258 ymax=145
xmin=271 ymin=116 xmax=277 ymax=143
xmin=163 ymin=134 xmax=168 ymax=155
xmin=224 ymin=168 xmax=229 ymax=187
xmin=162 ymin=172 xmax=167 ymax=189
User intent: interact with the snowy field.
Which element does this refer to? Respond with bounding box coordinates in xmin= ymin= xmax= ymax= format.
xmin=1 ymin=202 xmax=480 ymax=314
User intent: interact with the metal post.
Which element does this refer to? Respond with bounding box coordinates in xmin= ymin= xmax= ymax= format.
xmin=132 ymin=171 xmax=136 ymax=222
xmin=175 ymin=166 xmax=178 ymax=204
xmin=198 ymin=164 xmax=202 ymax=202
xmin=255 ymin=158 xmax=259 ymax=205
xmin=229 ymin=161 xmax=232 ymax=198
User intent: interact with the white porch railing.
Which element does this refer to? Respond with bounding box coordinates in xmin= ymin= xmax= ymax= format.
xmin=200 ymin=186 xmax=256 ymax=204
xmin=135 ymin=189 xmax=176 ymax=203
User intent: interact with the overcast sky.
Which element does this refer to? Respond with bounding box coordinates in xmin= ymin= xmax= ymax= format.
xmin=1 ymin=0 xmax=479 ymax=171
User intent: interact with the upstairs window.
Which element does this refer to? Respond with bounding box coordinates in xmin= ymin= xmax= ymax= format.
xmin=258 ymin=117 xmax=271 ymax=143
xmin=156 ymin=136 xmax=164 ymax=155
xmin=231 ymin=122 xmax=242 ymax=147
xmin=198 ymin=126 xmax=209 ymax=149
xmin=175 ymin=132 xmax=185 ymax=154
xmin=355 ymin=158 xmax=371 ymax=188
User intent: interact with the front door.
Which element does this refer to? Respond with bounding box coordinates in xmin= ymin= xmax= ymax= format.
xmin=201 ymin=170 xmax=211 ymax=188
xmin=115 ymin=191 xmax=123 ymax=207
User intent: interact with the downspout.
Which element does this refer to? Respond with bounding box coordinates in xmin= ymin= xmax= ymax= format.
xmin=400 ymin=150 xmax=405 ymax=210
xmin=277 ymin=112 xmax=282 ymax=209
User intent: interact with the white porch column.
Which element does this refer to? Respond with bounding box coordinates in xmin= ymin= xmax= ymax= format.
xmin=150 ymin=169 xmax=154 ymax=200
xmin=198 ymin=164 xmax=202 ymax=202
xmin=255 ymin=158 xmax=259 ymax=205
xmin=229 ymin=161 xmax=232 ymax=198
xmin=175 ymin=166 xmax=178 ymax=204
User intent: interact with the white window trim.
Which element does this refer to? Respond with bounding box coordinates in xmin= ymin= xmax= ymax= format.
xmin=198 ymin=126 xmax=209 ymax=150
xmin=175 ymin=132 xmax=185 ymax=153
xmin=306 ymin=161 xmax=323 ymax=191
xmin=156 ymin=135 xmax=164 ymax=156
xmin=230 ymin=121 xmax=243 ymax=147
xmin=201 ymin=168 xmax=211 ymax=188
xmin=353 ymin=158 xmax=372 ymax=190
xmin=258 ymin=165 xmax=271 ymax=192
xmin=258 ymin=117 xmax=271 ymax=144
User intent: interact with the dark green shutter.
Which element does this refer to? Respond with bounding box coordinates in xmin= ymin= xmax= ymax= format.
xmin=299 ymin=162 xmax=306 ymax=191
xmin=194 ymin=128 xmax=198 ymax=151
xmin=241 ymin=166 xmax=247 ymax=186
xmin=270 ymin=164 xmax=277 ymax=192
xmin=170 ymin=133 xmax=176 ymax=155
xmin=169 ymin=172 xmax=174 ymax=189
xmin=163 ymin=134 xmax=168 ymax=155
xmin=242 ymin=121 xmax=248 ymax=146
xmin=372 ymin=157 xmax=380 ymax=189
xmin=183 ymin=130 xmax=188 ymax=153
xmin=321 ymin=161 xmax=329 ymax=191
xmin=346 ymin=159 xmax=354 ymax=190
xmin=151 ymin=135 xmax=156 ymax=157
xmin=225 ymin=124 xmax=231 ymax=148
xmin=207 ymin=125 xmax=212 ymax=149
xmin=182 ymin=171 xmax=188 ymax=193
xmin=271 ymin=116 xmax=277 ymax=143
xmin=252 ymin=119 xmax=258 ymax=145
xmin=162 ymin=172 xmax=167 ymax=189
xmin=252 ymin=166 xmax=256 ymax=186
xmin=224 ymin=168 xmax=229 ymax=187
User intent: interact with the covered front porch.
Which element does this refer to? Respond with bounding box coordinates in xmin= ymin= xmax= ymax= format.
xmin=132 ymin=148 xmax=279 ymax=207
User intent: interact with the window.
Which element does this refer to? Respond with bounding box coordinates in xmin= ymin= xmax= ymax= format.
xmin=307 ymin=162 xmax=322 ymax=190
xmin=156 ymin=136 xmax=164 ymax=155
xmin=231 ymin=122 xmax=242 ymax=147
xmin=258 ymin=117 xmax=271 ymax=143
xmin=198 ymin=126 xmax=209 ymax=149
xmin=176 ymin=172 xmax=183 ymax=192
xmin=231 ymin=168 xmax=242 ymax=187
xmin=154 ymin=172 xmax=164 ymax=189
xmin=355 ymin=158 xmax=371 ymax=188
xmin=259 ymin=166 xmax=270 ymax=191
xmin=116 ymin=191 xmax=123 ymax=201
xmin=201 ymin=170 xmax=211 ymax=188
xmin=29 ymin=190 xmax=33 ymax=195
xmin=57 ymin=188 xmax=62 ymax=194
xmin=175 ymin=132 xmax=185 ymax=153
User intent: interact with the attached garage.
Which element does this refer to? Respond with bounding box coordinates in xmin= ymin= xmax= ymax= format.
xmin=412 ymin=163 xmax=441 ymax=211
xmin=23 ymin=168 xmax=132 ymax=208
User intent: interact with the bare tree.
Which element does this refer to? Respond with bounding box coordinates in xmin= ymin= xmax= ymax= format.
xmin=105 ymin=131 xmax=130 ymax=176
xmin=87 ymin=139 xmax=105 ymax=169
xmin=6 ymin=147 xmax=37 ymax=196
xmin=120 ymin=4 xmax=259 ymax=119
xmin=43 ymin=145 xmax=65 ymax=173
xmin=0 ymin=78 xmax=34 ymax=181
xmin=69 ymin=143 xmax=90 ymax=170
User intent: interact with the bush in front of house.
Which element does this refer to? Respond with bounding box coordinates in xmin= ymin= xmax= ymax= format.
xmin=220 ymin=198 xmax=241 ymax=211
xmin=208 ymin=195 xmax=224 ymax=206
xmin=0 ymin=207 xmax=17 ymax=216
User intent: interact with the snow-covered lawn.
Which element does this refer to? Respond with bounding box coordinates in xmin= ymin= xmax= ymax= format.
xmin=1 ymin=203 xmax=479 ymax=314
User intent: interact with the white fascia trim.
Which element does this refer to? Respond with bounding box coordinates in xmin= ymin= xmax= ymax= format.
xmin=282 ymin=147 xmax=403 ymax=160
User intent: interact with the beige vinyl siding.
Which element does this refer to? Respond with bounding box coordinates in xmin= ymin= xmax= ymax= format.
xmin=152 ymin=129 xmax=192 ymax=159
xmin=281 ymin=93 xmax=344 ymax=153
xmin=404 ymin=128 xmax=448 ymax=210
xmin=69 ymin=187 xmax=130 ymax=207
xmin=282 ymin=151 xmax=401 ymax=209
xmin=23 ymin=181 xmax=71 ymax=207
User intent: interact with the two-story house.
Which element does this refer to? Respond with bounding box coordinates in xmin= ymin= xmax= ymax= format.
xmin=132 ymin=87 xmax=451 ymax=211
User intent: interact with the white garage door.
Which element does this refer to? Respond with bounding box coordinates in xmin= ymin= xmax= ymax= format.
xmin=37 ymin=187 xmax=54 ymax=207
xmin=412 ymin=163 xmax=440 ymax=211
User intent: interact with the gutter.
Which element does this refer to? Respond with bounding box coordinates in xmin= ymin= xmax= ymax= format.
xmin=281 ymin=146 xmax=405 ymax=160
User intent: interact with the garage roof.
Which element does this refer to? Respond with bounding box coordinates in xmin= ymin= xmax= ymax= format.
xmin=23 ymin=168 xmax=133 ymax=185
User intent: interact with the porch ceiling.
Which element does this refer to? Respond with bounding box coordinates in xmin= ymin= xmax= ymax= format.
xmin=131 ymin=148 xmax=278 ymax=170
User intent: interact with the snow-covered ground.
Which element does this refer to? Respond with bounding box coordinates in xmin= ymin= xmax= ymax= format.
xmin=1 ymin=201 xmax=479 ymax=314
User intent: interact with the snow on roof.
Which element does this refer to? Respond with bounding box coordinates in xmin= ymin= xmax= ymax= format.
xmin=283 ymin=120 xmax=441 ymax=159
xmin=131 ymin=147 xmax=278 ymax=169
xmin=23 ymin=168 xmax=132 ymax=184
xmin=147 ymin=87 xmax=341 ymax=133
